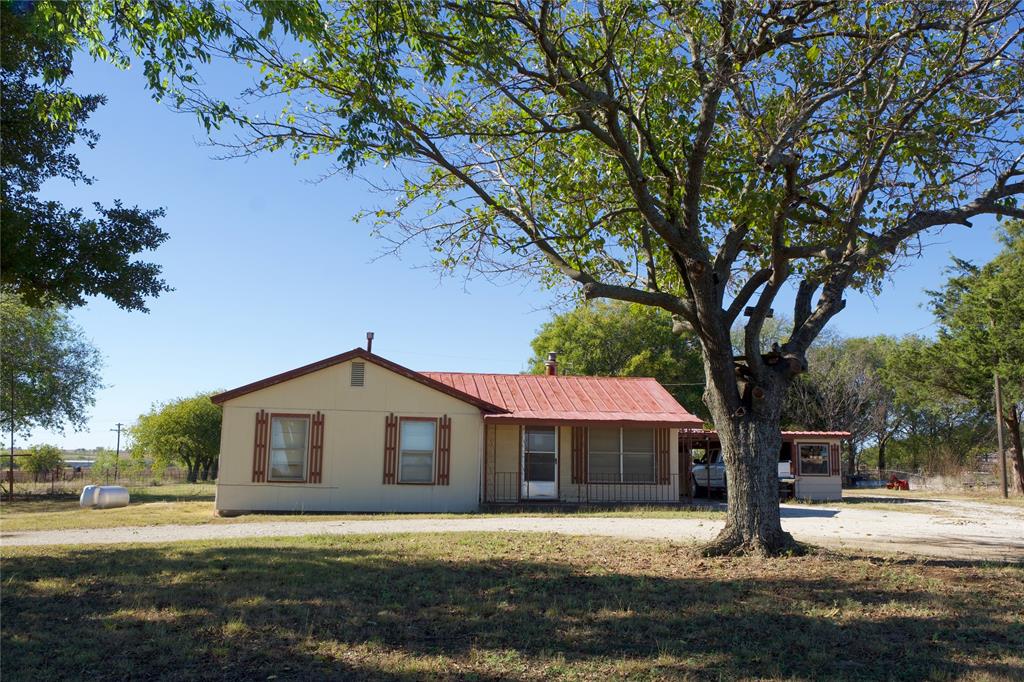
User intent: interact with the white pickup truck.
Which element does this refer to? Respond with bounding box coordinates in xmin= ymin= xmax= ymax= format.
xmin=691 ymin=450 xmax=794 ymax=497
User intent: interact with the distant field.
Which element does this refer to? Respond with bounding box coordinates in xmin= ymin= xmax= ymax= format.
xmin=2 ymin=533 xmax=1021 ymax=681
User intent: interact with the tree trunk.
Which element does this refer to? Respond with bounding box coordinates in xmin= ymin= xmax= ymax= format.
xmin=1004 ymin=410 xmax=1024 ymax=495
xmin=211 ymin=457 xmax=219 ymax=480
xmin=183 ymin=455 xmax=198 ymax=483
xmin=700 ymin=355 xmax=800 ymax=556
xmin=199 ymin=460 xmax=211 ymax=481
xmin=877 ymin=438 xmax=887 ymax=473
xmin=846 ymin=440 xmax=858 ymax=477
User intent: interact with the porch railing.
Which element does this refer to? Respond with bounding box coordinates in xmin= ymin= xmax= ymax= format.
xmin=485 ymin=472 xmax=687 ymax=505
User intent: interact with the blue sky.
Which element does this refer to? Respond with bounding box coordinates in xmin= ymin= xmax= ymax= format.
xmin=27 ymin=55 xmax=1005 ymax=450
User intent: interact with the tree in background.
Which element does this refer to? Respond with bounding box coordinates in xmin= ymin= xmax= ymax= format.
xmin=0 ymin=2 xmax=170 ymax=311
xmin=22 ymin=443 xmax=63 ymax=482
xmin=0 ymin=289 xmax=103 ymax=436
xmin=886 ymin=223 xmax=1024 ymax=493
xmin=47 ymin=1 xmax=1024 ymax=553
xmin=130 ymin=394 xmax=221 ymax=483
xmin=529 ymin=302 xmax=705 ymax=418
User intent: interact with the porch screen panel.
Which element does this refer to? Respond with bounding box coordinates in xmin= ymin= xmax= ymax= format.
xmin=622 ymin=428 xmax=655 ymax=483
xmin=588 ymin=427 xmax=620 ymax=483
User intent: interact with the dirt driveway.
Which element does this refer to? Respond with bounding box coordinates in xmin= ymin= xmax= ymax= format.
xmin=4 ymin=495 xmax=1022 ymax=561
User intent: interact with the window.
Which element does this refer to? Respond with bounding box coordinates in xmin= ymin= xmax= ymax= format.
xmin=798 ymin=443 xmax=830 ymax=476
xmin=399 ymin=418 xmax=436 ymax=483
xmin=588 ymin=427 xmax=656 ymax=483
xmin=269 ymin=415 xmax=310 ymax=481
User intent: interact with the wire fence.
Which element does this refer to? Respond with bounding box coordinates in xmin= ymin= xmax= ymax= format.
xmin=1 ymin=466 xmax=213 ymax=499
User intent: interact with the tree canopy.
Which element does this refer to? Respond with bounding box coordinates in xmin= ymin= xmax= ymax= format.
xmin=21 ymin=443 xmax=64 ymax=480
xmin=0 ymin=2 xmax=171 ymax=311
xmin=886 ymin=222 xmax=1024 ymax=492
xmin=528 ymin=301 xmax=705 ymax=417
xmin=130 ymin=393 xmax=222 ymax=482
xmin=0 ymin=289 xmax=104 ymax=436
xmin=42 ymin=0 xmax=1024 ymax=551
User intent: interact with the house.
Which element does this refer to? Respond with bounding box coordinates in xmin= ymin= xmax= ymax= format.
xmin=680 ymin=428 xmax=849 ymax=501
xmin=210 ymin=341 xmax=704 ymax=514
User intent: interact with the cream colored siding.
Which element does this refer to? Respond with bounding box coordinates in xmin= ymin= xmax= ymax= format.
xmin=216 ymin=359 xmax=484 ymax=513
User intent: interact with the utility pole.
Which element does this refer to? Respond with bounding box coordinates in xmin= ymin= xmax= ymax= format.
xmin=993 ymin=373 xmax=1008 ymax=499
xmin=111 ymin=423 xmax=124 ymax=481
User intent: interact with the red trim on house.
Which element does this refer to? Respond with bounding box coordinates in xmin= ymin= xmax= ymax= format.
xmin=383 ymin=413 xmax=398 ymax=484
xmin=487 ymin=416 xmax=695 ymax=428
xmin=252 ymin=410 xmax=269 ymax=482
xmin=309 ymin=411 xmax=325 ymax=484
xmin=571 ymin=426 xmax=588 ymax=484
xmin=656 ymin=428 xmax=671 ymax=485
xmin=210 ymin=347 xmax=506 ymax=413
xmin=829 ymin=442 xmax=841 ymax=476
xmin=436 ymin=415 xmax=452 ymax=485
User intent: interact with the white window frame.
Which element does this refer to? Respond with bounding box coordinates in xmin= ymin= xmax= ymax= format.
xmin=267 ymin=414 xmax=311 ymax=483
xmin=398 ymin=417 xmax=438 ymax=484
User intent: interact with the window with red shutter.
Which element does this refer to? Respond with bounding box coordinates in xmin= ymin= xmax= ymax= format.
xmin=309 ymin=411 xmax=325 ymax=483
xmin=436 ymin=415 xmax=451 ymax=485
xmin=383 ymin=413 xmax=398 ymax=484
xmin=252 ymin=410 xmax=269 ymax=482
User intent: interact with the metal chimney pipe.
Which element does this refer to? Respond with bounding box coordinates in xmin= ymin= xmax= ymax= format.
xmin=544 ymin=351 xmax=557 ymax=375
xmin=366 ymin=331 xmax=374 ymax=353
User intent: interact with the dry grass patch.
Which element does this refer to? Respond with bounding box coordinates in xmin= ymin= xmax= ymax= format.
xmin=0 ymin=493 xmax=720 ymax=533
xmin=2 ymin=533 xmax=1021 ymax=681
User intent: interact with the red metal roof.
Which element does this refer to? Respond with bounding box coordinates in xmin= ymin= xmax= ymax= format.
xmin=422 ymin=372 xmax=703 ymax=427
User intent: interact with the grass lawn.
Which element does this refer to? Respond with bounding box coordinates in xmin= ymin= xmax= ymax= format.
xmin=0 ymin=489 xmax=720 ymax=533
xmin=2 ymin=533 xmax=1021 ymax=681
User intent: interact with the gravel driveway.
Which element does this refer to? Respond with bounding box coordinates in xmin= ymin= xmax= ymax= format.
xmin=4 ymin=497 xmax=1022 ymax=561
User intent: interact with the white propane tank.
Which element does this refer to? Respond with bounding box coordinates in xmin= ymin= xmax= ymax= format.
xmin=79 ymin=485 xmax=99 ymax=508
xmin=90 ymin=486 xmax=130 ymax=509
xmin=80 ymin=485 xmax=131 ymax=507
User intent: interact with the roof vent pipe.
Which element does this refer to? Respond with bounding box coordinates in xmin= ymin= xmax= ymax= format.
xmin=544 ymin=351 xmax=558 ymax=376
xmin=366 ymin=331 xmax=374 ymax=353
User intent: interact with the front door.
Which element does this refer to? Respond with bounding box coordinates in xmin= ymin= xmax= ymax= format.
xmin=522 ymin=426 xmax=558 ymax=499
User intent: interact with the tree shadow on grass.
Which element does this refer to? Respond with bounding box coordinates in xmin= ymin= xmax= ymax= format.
xmin=2 ymin=537 xmax=1022 ymax=681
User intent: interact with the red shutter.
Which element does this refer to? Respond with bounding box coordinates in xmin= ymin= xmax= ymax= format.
xmin=436 ymin=415 xmax=451 ymax=485
xmin=383 ymin=413 xmax=398 ymax=484
xmin=829 ymin=442 xmax=840 ymax=476
xmin=656 ymin=428 xmax=671 ymax=484
xmin=253 ymin=410 xmax=269 ymax=482
xmin=309 ymin=411 xmax=325 ymax=483
xmin=571 ymin=426 xmax=588 ymax=484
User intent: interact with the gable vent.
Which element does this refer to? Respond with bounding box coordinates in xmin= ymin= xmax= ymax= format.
xmin=350 ymin=361 xmax=366 ymax=387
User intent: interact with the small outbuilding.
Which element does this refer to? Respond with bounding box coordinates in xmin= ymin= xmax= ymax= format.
xmin=680 ymin=428 xmax=849 ymax=501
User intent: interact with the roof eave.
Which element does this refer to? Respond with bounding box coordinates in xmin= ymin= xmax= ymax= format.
xmin=210 ymin=348 xmax=507 ymax=413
